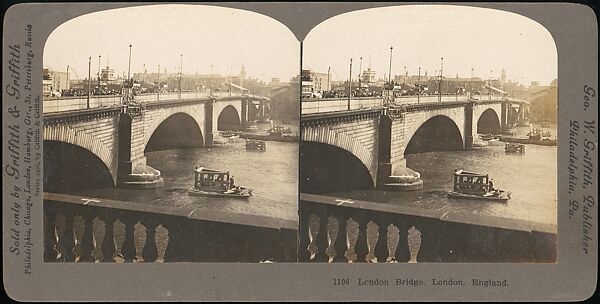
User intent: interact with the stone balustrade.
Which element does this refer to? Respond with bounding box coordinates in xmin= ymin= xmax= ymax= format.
xmin=44 ymin=193 xmax=297 ymax=263
xmin=299 ymin=193 xmax=556 ymax=263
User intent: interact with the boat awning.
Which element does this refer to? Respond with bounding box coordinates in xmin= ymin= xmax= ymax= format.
xmin=485 ymin=85 xmax=509 ymax=95
xmin=225 ymin=82 xmax=248 ymax=92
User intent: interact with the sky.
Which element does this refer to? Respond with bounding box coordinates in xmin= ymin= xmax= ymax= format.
xmin=44 ymin=4 xmax=299 ymax=82
xmin=303 ymin=5 xmax=557 ymax=86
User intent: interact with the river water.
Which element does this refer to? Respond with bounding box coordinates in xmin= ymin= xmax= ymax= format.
xmin=69 ymin=121 xmax=299 ymax=222
xmin=329 ymin=124 xmax=557 ymax=226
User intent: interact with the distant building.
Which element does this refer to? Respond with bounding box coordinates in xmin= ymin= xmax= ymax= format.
xmin=301 ymin=68 xmax=331 ymax=93
xmin=529 ymin=83 xmax=557 ymax=123
xmin=361 ymin=68 xmax=376 ymax=85
xmin=42 ymin=68 xmax=69 ymax=96
xmin=240 ymin=65 xmax=247 ymax=86
xmin=101 ymin=66 xmax=116 ymax=81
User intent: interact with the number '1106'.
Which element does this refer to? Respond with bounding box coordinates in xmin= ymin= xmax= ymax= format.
xmin=333 ymin=278 xmax=350 ymax=286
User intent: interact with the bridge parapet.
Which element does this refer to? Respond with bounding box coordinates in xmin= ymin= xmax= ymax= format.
xmin=43 ymin=92 xmax=269 ymax=114
xmin=44 ymin=192 xmax=297 ymax=263
xmin=299 ymin=193 xmax=556 ymax=263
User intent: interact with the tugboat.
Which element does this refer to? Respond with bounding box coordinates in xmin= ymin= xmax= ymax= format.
xmin=239 ymin=122 xmax=299 ymax=142
xmin=188 ymin=167 xmax=252 ymax=198
xmin=527 ymin=127 xmax=551 ymax=141
xmin=219 ymin=130 xmax=241 ymax=138
xmin=246 ymin=139 xmax=266 ymax=151
xmin=505 ymin=142 xmax=525 ymax=153
xmin=447 ymin=169 xmax=511 ymax=202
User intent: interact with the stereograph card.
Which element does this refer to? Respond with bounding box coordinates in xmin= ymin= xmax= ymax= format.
xmin=2 ymin=2 xmax=598 ymax=301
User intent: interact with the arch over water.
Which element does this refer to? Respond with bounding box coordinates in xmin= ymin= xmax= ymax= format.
xmin=301 ymin=142 xmax=374 ymax=194
xmin=217 ymin=105 xmax=242 ymax=130
xmin=145 ymin=112 xmax=205 ymax=152
xmin=477 ymin=108 xmax=501 ymax=134
xmin=44 ymin=141 xmax=114 ymax=192
xmin=405 ymin=115 xmax=463 ymax=155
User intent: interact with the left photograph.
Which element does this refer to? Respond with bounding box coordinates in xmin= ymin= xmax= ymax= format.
xmin=42 ymin=4 xmax=299 ymax=262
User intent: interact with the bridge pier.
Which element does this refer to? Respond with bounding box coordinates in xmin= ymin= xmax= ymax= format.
xmin=117 ymin=111 xmax=164 ymax=189
xmin=376 ymin=113 xmax=423 ymax=191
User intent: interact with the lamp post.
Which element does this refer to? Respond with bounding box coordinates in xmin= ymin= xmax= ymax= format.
xmin=388 ymin=46 xmax=393 ymax=85
xmin=87 ymin=56 xmax=91 ymax=109
xmin=157 ymin=64 xmax=160 ymax=102
xmin=348 ymin=57 xmax=352 ymax=110
xmin=127 ymin=44 xmax=132 ymax=86
xmin=470 ymin=67 xmax=474 ymax=97
xmin=179 ymin=54 xmax=182 ymax=100
xmin=327 ymin=66 xmax=331 ymax=92
xmin=439 ymin=57 xmax=443 ymax=102
xmin=97 ymin=55 xmax=101 ymax=88
xmin=358 ymin=57 xmax=362 ymax=92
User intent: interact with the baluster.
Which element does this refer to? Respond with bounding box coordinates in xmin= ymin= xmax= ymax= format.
xmin=112 ymin=219 xmax=126 ymax=262
xmin=134 ymin=222 xmax=147 ymax=262
xmin=393 ymin=221 xmax=411 ymax=263
xmin=332 ymin=212 xmax=349 ymax=263
xmin=298 ymin=204 xmax=312 ymax=262
xmin=78 ymin=210 xmax=96 ymax=262
xmin=373 ymin=215 xmax=391 ymax=263
xmin=100 ymin=213 xmax=116 ymax=262
xmin=154 ymin=225 xmax=169 ymax=263
xmin=354 ymin=215 xmax=369 ymax=263
xmin=120 ymin=216 xmax=137 ymax=262
xmin=312 ymin=207 xmax=330 ymax=262
xmin=59 ymin=208 xmax=76 ymax=262
xmin=325 ymin=216 xmax=338 ymax=261
xmin=142 ymin=218 xmax=159 ymax=262
xmin=43 ymin=206 xmax=58 ymax=262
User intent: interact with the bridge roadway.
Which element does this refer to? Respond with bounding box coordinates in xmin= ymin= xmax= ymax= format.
xmin=301 ymin=95 xmax=528 ymax=191
xmin=43 ymin=93 xmax=270 ymax=189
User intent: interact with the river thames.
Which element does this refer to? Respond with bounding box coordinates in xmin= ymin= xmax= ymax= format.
xmin=64 ymin=122 xmax=299 ymax=222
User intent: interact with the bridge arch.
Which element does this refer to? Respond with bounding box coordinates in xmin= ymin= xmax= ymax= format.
xmin=404 ymin=115 xmax=464 ymax=155
xmin=43 ymin=126 xmax=117 ymax=187
xmin=144 ymin=111 xmax=205 ymax=152
xmin=476 ymin=108 xmax=501 ymax=134
xmin=302 ymin=126 xmax=378 ymax=187
xmin=213 ymin=100 xmax=243 ymax=131
xmin=217 ymin=105 xmax=242 ymax=130
xmin=473 ymin=104 xmax=502 ymax=135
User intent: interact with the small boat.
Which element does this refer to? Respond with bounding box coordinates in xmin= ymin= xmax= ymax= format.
xmin=188 ymin=167 xmax=252 ymax=199
xmin=505 ymin=142 xmax=525 ymax=153
xmin=219 ymin=130 xmax=242 ymax=138
xmin=479 ymin=134 xmax=494 ymax=141
xmin=447 ymin=169 xmax=510 ymax=203
xmin=268 ymin=124 xmax=293 ymax=136
xmin=448 ymin=190 xmax=511 ymax=202
xmin=527 ymin=127 xmax=551 ymax=140
xmin=246 ymin=139 xmax=266 ymax=151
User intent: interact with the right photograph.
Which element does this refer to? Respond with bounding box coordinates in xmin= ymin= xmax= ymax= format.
xmin=299 ymin=5 xmax=557 ymax=263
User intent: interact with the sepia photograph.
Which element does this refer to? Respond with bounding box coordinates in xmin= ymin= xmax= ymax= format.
xmin=299 ymin=5 xmax=558 ymax=263
xmin=41 ymin=4 xmax=299 ymax=263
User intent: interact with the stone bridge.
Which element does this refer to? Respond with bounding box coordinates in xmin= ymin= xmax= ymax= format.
xmin=43 ymin=96 xmax=269 ymax=190
xmin=300 ymin=96 xmax=527 ymax=192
